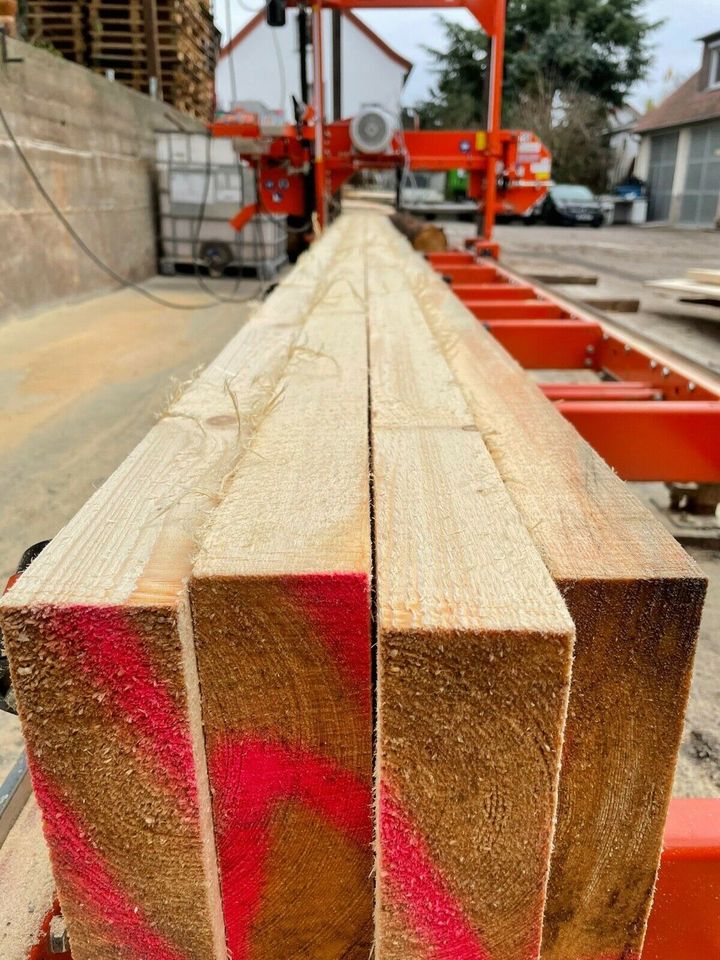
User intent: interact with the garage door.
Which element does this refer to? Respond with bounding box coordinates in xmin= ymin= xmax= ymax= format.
xmin=647 ymin=131 xmax=679 ymax=221
xmin=680 ymin=121 xmax=720 ymax=226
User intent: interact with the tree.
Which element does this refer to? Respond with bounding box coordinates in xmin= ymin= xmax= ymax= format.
xmin=417 ymin=20 xmax=489 ymax=128
xmin=417 ymin=0 xmax=658 ymax=128
xmin=510 ymin=81 xmax=612 ymax=192
xmin=504 ymin=0 xmax=657 ymax=109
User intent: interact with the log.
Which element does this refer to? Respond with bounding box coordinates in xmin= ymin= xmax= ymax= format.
xmin=390 ymin=210 xmax=448 ymax=253
xmin=365 ymin=217 xmax=575 ymax=960
xmin=380 ymin=219 xmax=707 ymax=960
xmin=189 ymin=237 xmax=373 ymax=959
xmin=0 ymin=218 xmax=357 ymax=960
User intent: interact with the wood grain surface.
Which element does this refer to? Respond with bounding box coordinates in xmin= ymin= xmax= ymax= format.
xmin=378 ymin=218 xmax=707 ymax=960
xmin=190 ymin=222 xmax=372 ymax=960
xmin=365 ymin=217 xmax=575 ymax=960
xmin=0 ymin=217 xmax=358 ymax=960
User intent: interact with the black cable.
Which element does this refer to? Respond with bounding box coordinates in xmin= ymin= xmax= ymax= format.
xmin=190 ymin=0 xmax=275 ymax=292
xmin=0 ymin=104 xmax=229 ymax=311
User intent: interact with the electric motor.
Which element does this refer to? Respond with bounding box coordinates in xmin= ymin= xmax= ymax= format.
xmin=350 ymin=105 xmax=397 ymax=155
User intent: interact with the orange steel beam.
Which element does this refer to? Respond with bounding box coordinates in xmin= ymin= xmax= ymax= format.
xmin=429 ymin=250 xmax=720 ymax=480
xmin=557 ymin=401 xmax=720 ymax=483
xmin=453 ymin=283 xmax=536 ymax=299
xmin=541 ymin=382 xmax=662 ymax=402
xmin=442 ymin=265 xmax=500 ymax=284
xmin=426 ymin=252 xmax=475 ymax=267
xmin=642 ymin=799 xmax=720 ymax=959
xmin=596 ymin=335 xmax=716 ymax=401
xmin=491 ymin=263 xmax=720 ymax=401
xmin=482 ymin=0 xmax=506 ymax=243
xmin=228 ymin=202 xmax=259 ymax=232
xmin=287 ymin=0 xmax=502 ymax=34
xmin=466 ymin=300 xmax=566 ymax=320
xmin=483 ymin=319 xmax=602 ymax=368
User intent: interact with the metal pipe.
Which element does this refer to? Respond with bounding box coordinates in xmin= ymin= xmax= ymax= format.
xmin=142 ymin=0 xmax=164 ymax=101
xmin=298 ymin=6 xmax=309 ymax=104
xmin=332 ymin=9 xmax=342 ymax=120
xmin=482 ymin=0 xmax=506 ymax=242
xmin=312 ymin=2 xmax=327 ymax=227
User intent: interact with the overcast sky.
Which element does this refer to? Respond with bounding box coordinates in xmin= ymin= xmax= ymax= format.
xmin=217 ymin=1 xmax=720 ymax=110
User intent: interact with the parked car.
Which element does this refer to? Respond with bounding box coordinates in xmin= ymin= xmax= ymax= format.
xmin=538 ymin=184 xmax=604 ymax=227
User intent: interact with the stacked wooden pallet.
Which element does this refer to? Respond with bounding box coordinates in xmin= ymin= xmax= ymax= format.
xmin=88 ymin=0 xmax=219 ymax=118
xmin=26 ymin=0 xmax=85 ymax=61
xmin=0 ymin=214 xmax=706 ymax=960
xmin=25 ymin=0 xmax=219 ymax=120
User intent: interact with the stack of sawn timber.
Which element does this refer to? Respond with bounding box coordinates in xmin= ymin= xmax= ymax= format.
xmin=26 ymin=0 xmax=220 ymax=120
xmin=0 ymin=213 xmax=705 ymax=960
xmin=26 ymin=0 xmax=85 ymax=61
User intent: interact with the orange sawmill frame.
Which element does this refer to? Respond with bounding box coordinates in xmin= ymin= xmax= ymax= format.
xmin=427 ymin=250 xmax=720 ymax=485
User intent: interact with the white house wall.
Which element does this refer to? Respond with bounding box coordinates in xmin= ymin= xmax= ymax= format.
xmin=216 ymin=12 xmax=409 ymax=121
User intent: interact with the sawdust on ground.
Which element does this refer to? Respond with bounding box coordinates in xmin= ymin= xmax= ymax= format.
xmin=0 ymin=275 xmax=260 ymax=778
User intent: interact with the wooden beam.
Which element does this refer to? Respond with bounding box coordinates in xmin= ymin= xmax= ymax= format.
xmin=189 ymin=236 xmax=373 ymax=959
xmin=366 ymin=218 xmax=575 ymax=960
xmin=388 ymin=220 xmax=707 ymax=960
xmin=0 ymin=219 xmax=358 ymax=960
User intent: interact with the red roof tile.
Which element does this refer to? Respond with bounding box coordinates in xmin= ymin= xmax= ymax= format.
xmin=635 ymin=71 xmax=720 ymax=133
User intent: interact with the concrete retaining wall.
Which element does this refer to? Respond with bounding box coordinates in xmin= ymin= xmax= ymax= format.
xmin=0 ymin=38 xmax=202 ymax=319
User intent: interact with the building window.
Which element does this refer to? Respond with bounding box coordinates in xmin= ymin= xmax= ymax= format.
xmin=709 ymin=43 xmax=720 ymax=90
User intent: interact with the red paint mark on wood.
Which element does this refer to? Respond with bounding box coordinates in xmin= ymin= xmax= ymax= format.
xmin=284 ymin=573 xmax=371 ymax=710
xmin=210 ymin=735 xmax=372 ymax=960
xmin=48 ymin=606 xmax=197 ymax=810
xmin=30 ymin=761 xmax=187 ymax=960
xmin=380 ymin=780 xmax=491 ymax=960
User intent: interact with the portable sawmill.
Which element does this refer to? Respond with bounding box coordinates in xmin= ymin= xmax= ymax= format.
xmin=208 ymin=0 xmax=551 ymax=258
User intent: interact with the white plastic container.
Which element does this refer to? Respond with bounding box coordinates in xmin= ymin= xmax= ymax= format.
xmin=155 ymin=132 xmax=288 ymax=276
